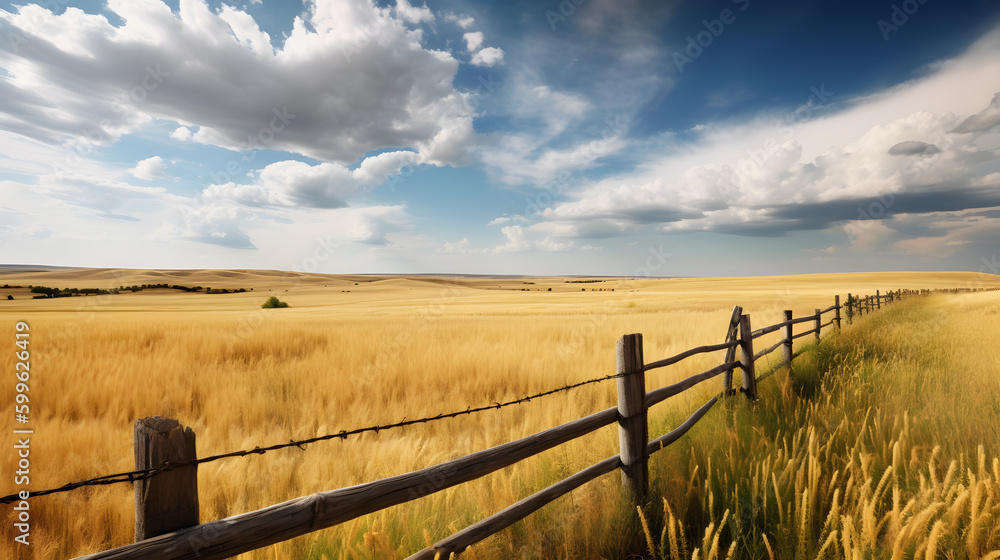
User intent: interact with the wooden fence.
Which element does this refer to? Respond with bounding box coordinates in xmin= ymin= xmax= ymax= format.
xmin=73 ymin=287 xmax=938 ymax=560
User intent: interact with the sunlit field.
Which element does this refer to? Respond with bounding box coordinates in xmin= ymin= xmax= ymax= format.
xmin=1 ymin=268 xmax=998 ymax=559
xmin=641 ymin=288 xmax=1000 ymax=559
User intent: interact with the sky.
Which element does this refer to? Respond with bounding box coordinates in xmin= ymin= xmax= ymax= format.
xmin=0 ymin=0 xmax=999 ymax=277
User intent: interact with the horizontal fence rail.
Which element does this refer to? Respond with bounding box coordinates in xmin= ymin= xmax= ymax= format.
xmin=645 ymin=361 xmax=741 ymax=409
xmin=643 ymin=340 xmax=740 ymax=371
xmin=76 ymin=407 xmax=621 ymax=560
xmin=41 ymin=286 xmax=995 ymax=559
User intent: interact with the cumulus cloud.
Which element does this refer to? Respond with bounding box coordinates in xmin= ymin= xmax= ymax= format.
xmin=955 ymin=92 xmax=1000 ymax=133
xmin=204 ymin=152 xmax=419 ymax=209
xmin=155 ymin=196 xmax=413 ymax=250
xmin=463 ymin=31 xmax=484 ymax=51
xmin=0 ymin=0 xmax=474 ymax=165
xmin=394 ymin=0 xmax=434 ymax=24
xmin=470 ymin=46 xmax=504 ymax=67
xmin=170 ymin=127 xmax=193 ymax=142
xmin=438 ymin=237 xmax=488 ymax=254
xmin=443 ymin=12 xmax=475 ymax=29
xmin=166 ymin=202 xmax=258 ymax=249
xmin=492 ymin=225 xmax=574 ymax=253
xmin=131 ymin=156 xmax=168 ymax=180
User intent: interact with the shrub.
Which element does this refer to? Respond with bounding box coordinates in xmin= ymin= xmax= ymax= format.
xmin=6 ymin=295 xmax=12 ymax=300
xmin=261 ymin=296 xmax=289 ymax=309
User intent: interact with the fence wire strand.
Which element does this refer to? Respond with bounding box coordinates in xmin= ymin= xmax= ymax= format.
xmin=1 ymin=366 xmax=652 ymax=505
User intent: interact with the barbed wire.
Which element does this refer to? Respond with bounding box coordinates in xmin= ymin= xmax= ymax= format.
xmin=1 ymin=367 xmax=641 ymax=505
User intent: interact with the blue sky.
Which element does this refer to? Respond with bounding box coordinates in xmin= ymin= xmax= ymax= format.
xmin=1 ymin=0 xmax=999 ymax=276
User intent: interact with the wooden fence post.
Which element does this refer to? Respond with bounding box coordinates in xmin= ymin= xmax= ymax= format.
xmin=134 ymin=417 xmax=199 ymax=541
xmin=814 ymin=309 xmax=821 ymax=343
xmin=846 ymin=293 xmax=853 ymax=325
xmin=782 ymin=309 xmax=793 ymax=366
xmin=876 ymin=290 xmax=881 ymax=310
xmin=616 ymin=334 xmax=647 ymax=502
xmin=834 ymin=295 xmax=841 ymax=330
xmin=721 ymin=305 xmax=743 ymax=395
xmin=739 ymin=315 xmax=757 ymax=401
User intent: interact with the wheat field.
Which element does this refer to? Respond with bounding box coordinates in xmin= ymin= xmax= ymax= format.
xmin=1 ymin=268 xmax=998 ymax=559
xmin=642 ymin=286 xmax=1000 ymax=559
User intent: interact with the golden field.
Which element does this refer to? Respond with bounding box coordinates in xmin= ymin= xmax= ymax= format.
xmin=1 ymin=268 xmax=999 ymax=559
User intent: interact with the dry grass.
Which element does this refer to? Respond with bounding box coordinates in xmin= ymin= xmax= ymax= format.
xmin=0 ymin=269 xmax=997 ymax=559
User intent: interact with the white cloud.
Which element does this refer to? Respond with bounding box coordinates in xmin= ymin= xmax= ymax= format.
xmin=522 ymin=25 xmax=1000 ymax=245
xmin=131 ymin=156 xmax=168 ymax=180
xmin=477 ymin=82 xmax=621 ymax=187
xmin=956 ymin=92 xmax=1000 ymax=133
xmin=463 ymin=31 xmax=483 ymax=52
xmin=470 ymin=46 xmax=504 ymax=67
xmin=164 ymin=201 xmax=259 ymax=249
xmin=488 ymin=216 xmax=511 ymax=225
xmin=0 ymin=0 xmax=474 ymax=165
xmin=443 ymin=12 xmax=475 ymax=29
xmin=204 ymin=152 xmax=419 ymax=209
xmin=395 ymin=0 xmax=434 ymax=24
xmin=438 ymin=237 xmax=486 ymax=254
xmin=492 ymin=225 xmax=574 ymax=253
xmin=170 ymin=127 xmax=193 ymax=142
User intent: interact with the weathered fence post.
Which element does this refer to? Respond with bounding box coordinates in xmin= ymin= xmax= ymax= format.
xmin=721 ymin=305 xmax=743 ymax=395
xmin=134 ymin=417 xmax=199 ymax=541
xmin=846 ymin=293 xmax=853 ymax=324
xmin=814 ymin=308 xmax=821 ymax=343
xmin=834 ymin=295 xmax=841 ymax=330
xmin=876 ymin=290 xmax=881 ymax=310
xmin=738 ymin=315 xmax=757 ymax=401
xmin=616 ymin=333 xmax=647 ymax=501
xmin=782 ymin=309 xmax=793 ymax=366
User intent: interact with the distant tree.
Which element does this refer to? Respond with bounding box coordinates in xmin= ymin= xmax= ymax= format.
xmin=548 ymin=288 xmax=552 ymax=291
xmin=6 ymin=295 xmax=12 ymax=300
xmin=261 ymin=296 xmax=289 ymax=309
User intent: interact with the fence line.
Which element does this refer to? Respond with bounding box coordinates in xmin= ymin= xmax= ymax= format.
xmin=0 ymin=368 xmax=642 ymax=504
xmin=16 ymin=285 xmax=993 ymax=559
